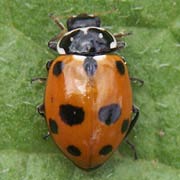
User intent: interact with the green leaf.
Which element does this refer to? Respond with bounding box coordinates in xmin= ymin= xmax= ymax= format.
xmin=0 ymin=0 xmax=180 ymax=179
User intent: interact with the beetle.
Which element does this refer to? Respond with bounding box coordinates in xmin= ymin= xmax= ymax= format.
xmin=35 ymin=14 xmax=143 ymax=170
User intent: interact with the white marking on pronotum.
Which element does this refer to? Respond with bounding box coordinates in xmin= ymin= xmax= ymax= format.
xmin=73 ymin=55 xmax=86 ymax=61
xmin=81 ymin=27 xmax=89 ymax=35
xmin=93 ymin=55 xmax=106 ymax=61
xmin=70 ymin=37 xmax=74 ymax=42
xmin=98 ymin=33 xmax=103 ymax=39
xmin=89 ymin=14 xmax=95 ymax=17
xmin=110 ymin=41 xmax=117 ymax=49
xmin=73 ymin=55 xmax=106 ymax=61
xmin=57 ymin=40 xmax=66 ymax=54
xmin=58 ymin=48 xmax=66 ymax=54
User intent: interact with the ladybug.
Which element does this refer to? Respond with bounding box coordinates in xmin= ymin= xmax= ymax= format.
xmin=37 ymin=14 xmax=141 ymax=170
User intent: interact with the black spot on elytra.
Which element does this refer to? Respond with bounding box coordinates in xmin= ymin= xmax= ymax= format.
xmin=67 ymin=145 xmax=81 ymax=156
xmin=99 ymin=104 xmax=121 ymax=125
xmin=83 ymin=56 xmax=97 ymax=77
xmin=116 ymin=61 xmax=125 ymax=75
xmin=49 ymin=119 xmax=58 ymax=134
xmin=121 ymin=119 xmax=129 ymax=133
xmin=53 ymin=61 xmax=63 ymax=76
xmin=59 ymin=104 xmax=85 ymax=126
xmin=99 ymin=145 xmax=113 ymax=155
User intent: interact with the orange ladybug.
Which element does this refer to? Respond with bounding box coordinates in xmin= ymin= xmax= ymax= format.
xmin=37 ymin=14 xmax=141 ymax=170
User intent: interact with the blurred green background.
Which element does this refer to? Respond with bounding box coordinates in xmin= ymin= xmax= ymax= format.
xmin=0 ymin=0 xmax=179 ymax=179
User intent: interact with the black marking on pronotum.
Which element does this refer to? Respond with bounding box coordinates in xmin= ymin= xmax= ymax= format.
xmin=67 ymin=145 xmax=81 ymax=156
xmin=53 ymin=61 xmax=64 ymax=76
xmin=99 ymin=104 xmax=121 ymax=125
xmin=83 ymin=56 xmax=97 ymax=77
xmin=59 ymin=104 xmax=85 ymax=126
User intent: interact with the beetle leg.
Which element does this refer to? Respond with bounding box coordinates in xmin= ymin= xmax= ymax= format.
xmin=49 ymin=13 xmax=66 ymax=30
xmin=130 ymin=77 xmax=144 ymax=86
xmin=48 ymin=14 xmax=67 ymax=51
xmin=46 ymin=60 xmax=53 ymax=71
xmin=125 ymin=139 xmax=138 ymax=160
xmin=43 ymin=132 xmax=50 ymax=140
xmin=125 ymin=105 xmax=139 ymax=138
xmin=114 ymin=32 xmax=132 ymax=39
xmin=37 ymin=104 xmax=45 ymax=117
xmin=48 ymin=32 xmax=65 ymax=51
xmin=116 ymin=41 xmax=126 ymax=50
xmin=37 ymin=104 xmax=49 ymax=139
xmin=124 ymin=105 xmax=139 ymax=159
xmin=31 ymin=60 xmax=53 ymax=83
xmin=31 ymin=77 xmax=47 ymax=84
